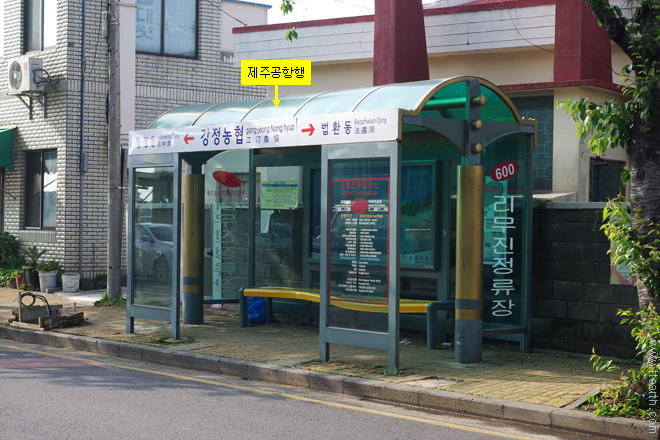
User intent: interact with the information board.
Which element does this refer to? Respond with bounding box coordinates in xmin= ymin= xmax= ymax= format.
xmin=329 ymin=177 xmax=389 ymax=303
xmin=260 ymin=181 xmax=299 ymax=209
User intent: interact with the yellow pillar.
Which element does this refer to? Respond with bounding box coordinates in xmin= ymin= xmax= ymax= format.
xmin=182 ymin=174 xmax=204 ymax=324
xmin=455 ymin=165 xmax=484 ymax=363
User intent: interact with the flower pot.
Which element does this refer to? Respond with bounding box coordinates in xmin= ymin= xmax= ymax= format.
xmin=23 ymin=267 xmax=39 ymax=290
xmin=38 ymin=270 xmax=57 ymax=292
xmin=14 ymin=273 xmax=24 ymax=289
xmin=62 ymin=273 xmax=80 ymax=293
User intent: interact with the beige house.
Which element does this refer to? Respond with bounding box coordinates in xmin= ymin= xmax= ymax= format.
xmin=233 ymin=0 xmax=632 ymax=202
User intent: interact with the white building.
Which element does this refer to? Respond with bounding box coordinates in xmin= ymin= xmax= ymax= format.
xmin=0 ymin=0 xmax=269 ymax=278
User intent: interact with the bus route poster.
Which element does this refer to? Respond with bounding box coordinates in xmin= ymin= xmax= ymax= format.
xmin=329 ymin=177 xmax=389 ymax=303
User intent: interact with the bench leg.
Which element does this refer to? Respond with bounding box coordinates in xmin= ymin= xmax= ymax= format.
xmin=427 ymin=301 xmax=455 ymax=349
xmin=427 ymin=308 xmax=438 ymax=349
xmin=265 ymin=298 xmax=274 ymax=324
xmin=239 ymin=289 xmax=248 ymax=327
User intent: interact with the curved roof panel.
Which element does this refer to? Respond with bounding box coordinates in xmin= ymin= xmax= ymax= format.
xmin=148 ymin=77 xmax=522 ymax=128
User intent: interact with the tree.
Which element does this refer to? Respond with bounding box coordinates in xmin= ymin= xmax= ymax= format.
xmin=564 ymin=0 xmax=660 ymax=308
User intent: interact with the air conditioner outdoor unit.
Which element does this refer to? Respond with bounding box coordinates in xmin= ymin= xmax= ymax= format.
xmin=7 ymin=56 xmax=43 ymax=94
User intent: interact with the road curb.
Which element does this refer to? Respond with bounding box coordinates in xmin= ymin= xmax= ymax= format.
xmin=0 ymin=326 xmax=653 ymax=440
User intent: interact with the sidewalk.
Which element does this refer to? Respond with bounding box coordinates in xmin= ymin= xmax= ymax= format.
xmin=0 ymin=286 xmax=653 ymax=439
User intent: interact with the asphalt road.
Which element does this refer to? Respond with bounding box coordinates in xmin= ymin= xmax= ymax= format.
xmin=0 ymin=341 xmax=598 ymax=440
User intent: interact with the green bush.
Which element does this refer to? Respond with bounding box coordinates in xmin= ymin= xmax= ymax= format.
xmin=586 ymin=198 xmax=660 ymax=418
xmin=0 ymin=232 xmax=20 ymax=263
xmin=588 ymin=304 xmax=660 ymax=418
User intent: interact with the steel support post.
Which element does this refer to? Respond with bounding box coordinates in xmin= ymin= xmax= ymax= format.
xmin=455 ymin=165 xmax=484 ymax=363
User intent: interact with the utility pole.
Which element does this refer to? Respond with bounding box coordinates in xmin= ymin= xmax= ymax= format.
xmin=107 ymin=0 xmax=122 ymax=300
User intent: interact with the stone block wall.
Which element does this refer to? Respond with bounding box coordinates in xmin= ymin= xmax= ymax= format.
xmin=531 ymin=204 xmax=639 ymax=359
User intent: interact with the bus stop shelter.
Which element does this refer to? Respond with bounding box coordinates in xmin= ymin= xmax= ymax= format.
xmin=127 ymin=77 xmax=536 ymax=370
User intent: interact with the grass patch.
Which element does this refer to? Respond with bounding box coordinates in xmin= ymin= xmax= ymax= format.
xmin=94 ymin=291 xmax=127 ymax=307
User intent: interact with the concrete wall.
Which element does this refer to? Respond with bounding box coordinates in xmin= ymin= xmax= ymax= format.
xmin=531 ymin=204 xmax=638 ymax=359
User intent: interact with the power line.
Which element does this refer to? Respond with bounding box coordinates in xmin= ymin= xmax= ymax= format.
xmin=496 ymin=0 xmax=554 ymax=54
xmin=204 ymin=0 xmax=249 ymax=26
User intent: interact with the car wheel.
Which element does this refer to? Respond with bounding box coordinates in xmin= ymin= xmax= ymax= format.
xmin=153 ymin=257 xmax=170 ymax=283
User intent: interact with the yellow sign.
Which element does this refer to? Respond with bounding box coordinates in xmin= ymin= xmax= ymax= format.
xmin=241 ymin=60 xmax=311 ymax=85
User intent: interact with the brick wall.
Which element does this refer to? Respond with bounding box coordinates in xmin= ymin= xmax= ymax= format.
xmin=0 ymin=0 xmax=266 ymax=278
xmin=531 ymin=204 xmax=639 ymax=359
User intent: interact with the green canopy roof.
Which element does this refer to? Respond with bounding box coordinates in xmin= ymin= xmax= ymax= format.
xmin=149 ymin=77 xmax=522 ymax=130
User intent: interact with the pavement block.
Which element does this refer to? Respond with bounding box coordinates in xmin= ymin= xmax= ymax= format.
xmin=165 ymin=350 xmax=194 ymax=369
xmin=141 ymin=345 xmax=167 ymax=365
xmin=501 ymin=401 xmax=553 ymax=427
xmin=34 ymin=331 xmax=61 ymax=348
xmin=56 ymin=334 xmax=95 ymax=352
xmin=189 ymin=353 xmax=222 ymax=374
xmin=117 ymin=341 xmax=144 ymax=362
xmin=342 ymin=376 xmax=384 ymax=401
xmin=550 ymin=408 xmax=608 ymax=438
xmin=0 ymin=326 xmax=23 ymax=343
xmin=218 ymin=358 xmax=248 ymax=377
xmin=418 ymin=388 xmax=504 ymax=420
xmin=309 ymin=371 xmax=344 ymax=394
xmin=94 ymin=338 xmax=120 ymax=357
xmin=246 ymin=362 xmax=281 ymax=383
xmin=380 ymin=382 xmax=420 ymax=407
xmin=602 ymin=415 xmax=656 ymax=440
xmin=277 ymin=367 xmax=311 ymax=388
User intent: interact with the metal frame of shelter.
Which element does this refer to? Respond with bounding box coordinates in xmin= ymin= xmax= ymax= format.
xmin=127 ymin=77 xmax=537 ymax=370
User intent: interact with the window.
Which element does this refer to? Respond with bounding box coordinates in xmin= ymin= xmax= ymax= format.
xmin=590 ymin=157 xmax=625 ymax=202
xmin=25 ymin=150 xmax=57 ymax=229
xmin=136 ymin=0 xmax=197 ymax=57
xmin=509 ymin=96 xmax=554 ymax=192
xmin=24 ymin=0 xmax=57 ymax=52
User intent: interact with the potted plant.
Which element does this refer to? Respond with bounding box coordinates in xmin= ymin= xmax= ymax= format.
xmin=12 ymin=268 xmax=24 ymax=289
xmin=36 ymin=259 xmax=62 ymax=292
xmin=23 ymin=246 xmax=46 ymax=289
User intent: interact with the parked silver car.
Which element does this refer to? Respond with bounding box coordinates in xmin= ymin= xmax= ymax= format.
xmin=134 ymin=223 xmax=173 ymax=283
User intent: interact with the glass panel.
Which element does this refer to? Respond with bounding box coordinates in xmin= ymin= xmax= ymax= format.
xmin=136 ymin=0 xmax=163 ymax=54
xmin=24 ymin=151 xmax=41 ymax=227
xmin=328 ymin=158 xmax=390 ymax=332
xmin=242 ymin=94 xmax=316 ymax=121
xmin=193 ymin=99 xmax=265 ymax=126
xmin=309 ymin=169 xmax=321 ymax=259
xmin=400 ymin=165 xmax=434 ymax=269
xmin=296 ymin=87 xmax=378 ymax=116
xmin=164 ymin=0 xmax=196 ymax=56
xmin=481 ymin=135 xmax=529 ymax=328
xmin=149 ymin=103 xmax=217 ymax=129
xmin=204 ymin=150 xmax=250 ymax=300
xmin=24 ymin=0 xmax=41 ymax=52
xmin=133 ymin=167 xmax=174 ymax=308
xmin=42 ymin=150 xmax=57 ymax=228
xmin=43 ymin=0 xmax=57 ymax=48
xmin=354 ymin=79 xmax=444 ymax=112
xmin=478 ymin=85 xmax=518 ymax=124
xmin=255 ymin=166 xmax=304 ymax=287
xmin=311 ymin=163 xmax=436 ymax=269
